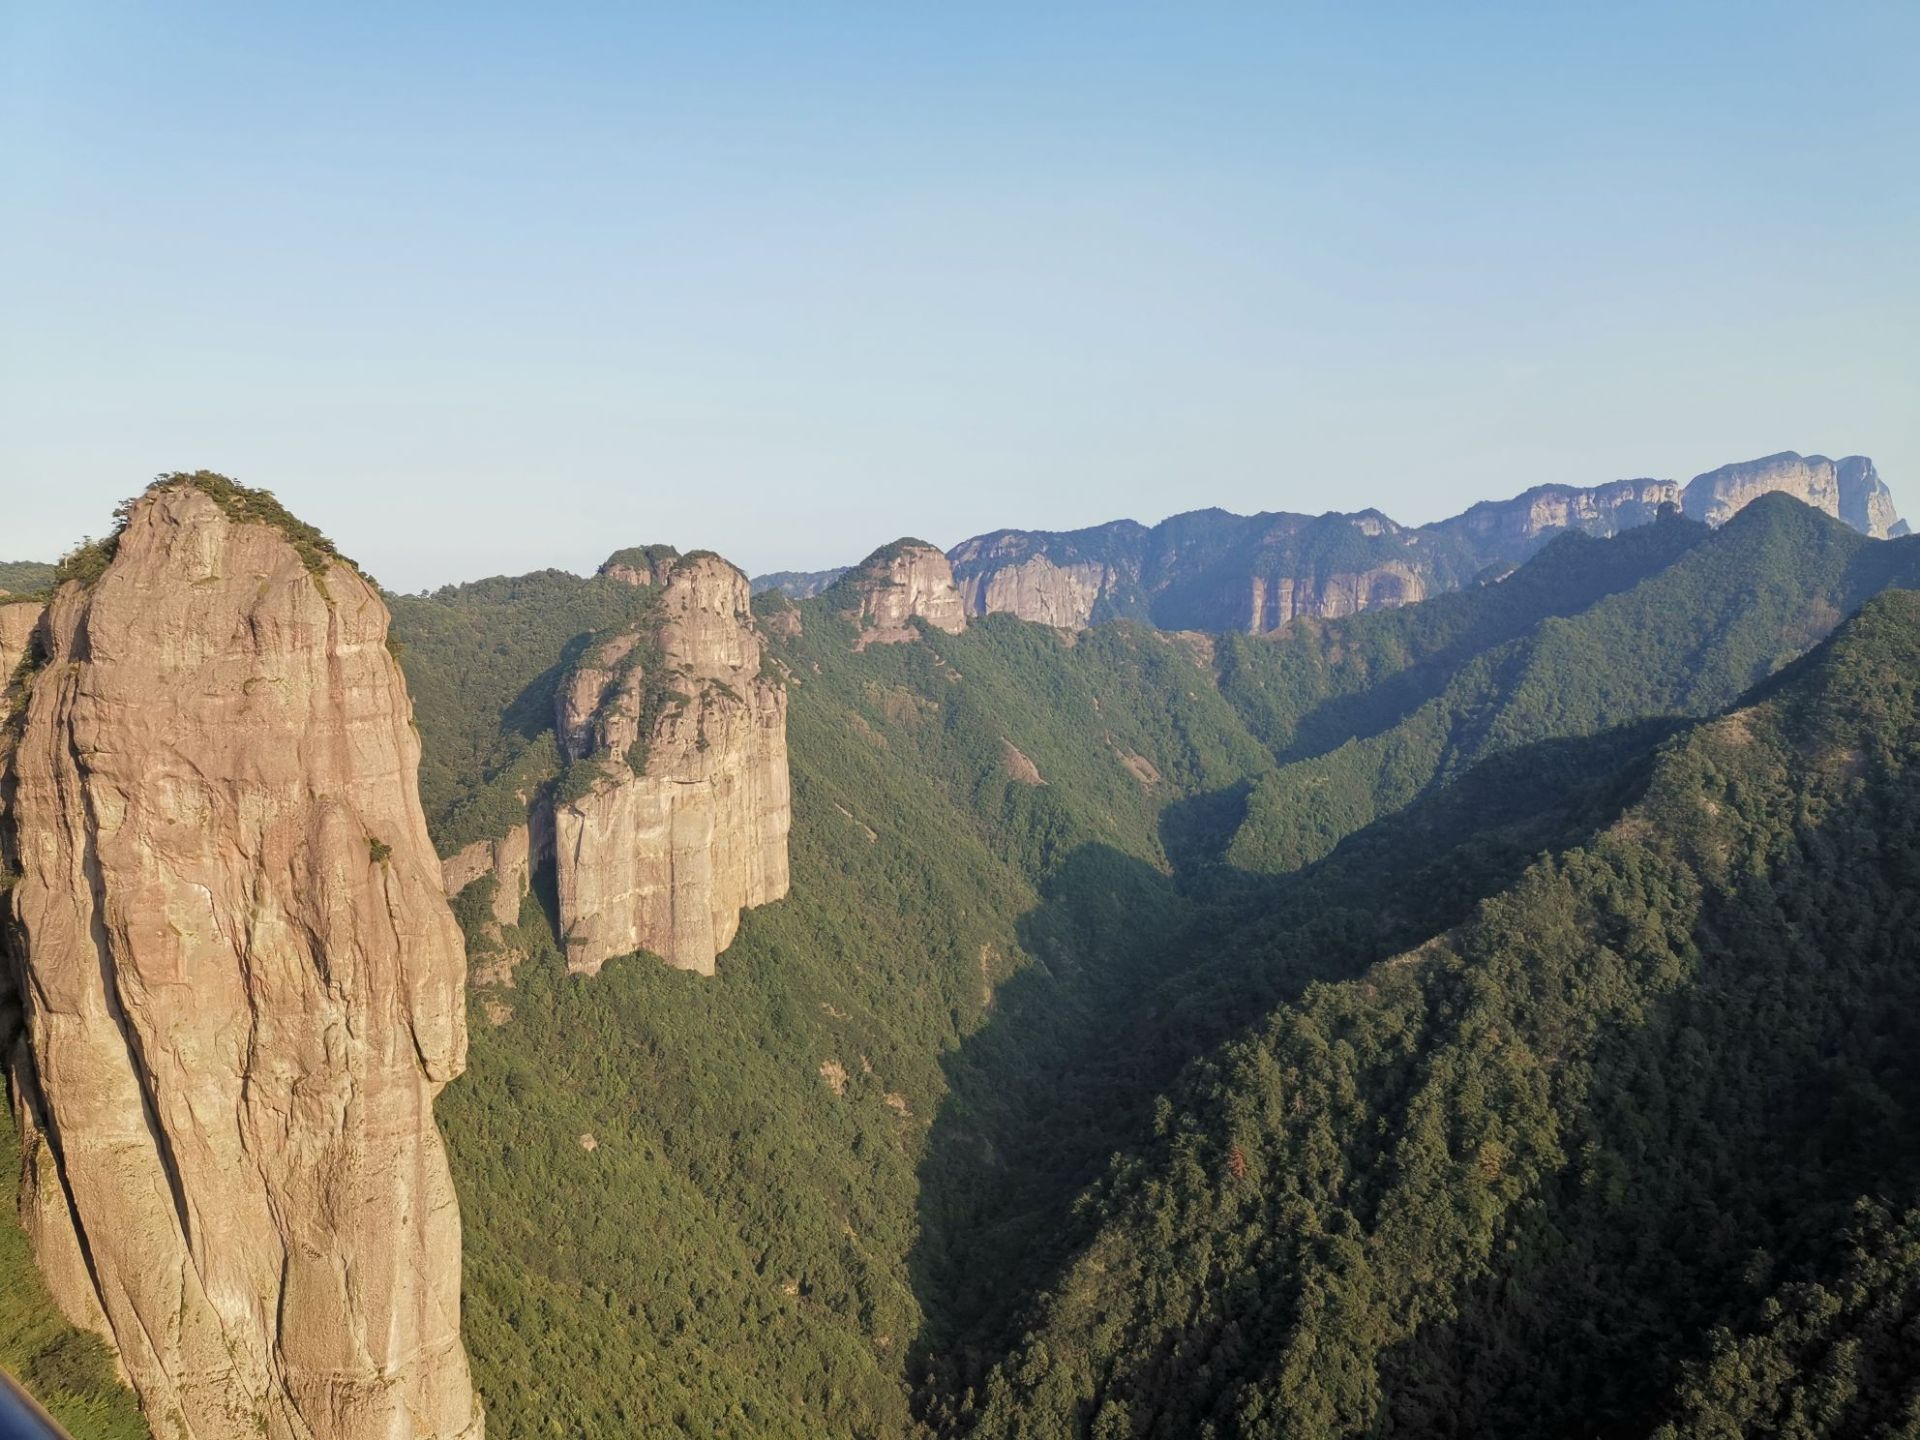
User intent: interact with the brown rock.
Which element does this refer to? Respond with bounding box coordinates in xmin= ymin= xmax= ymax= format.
xmin=837 ymin=540 xmax=967 ymax=645
xmin=553 ymin=552 xmax=791 ymax=976
xmin=443 ymin=810 xmax=551 ymax=929
xmin=0 ymin=599 xmax=41 ymax=683
xmin=999 ymin=739 xmax=1044 ymax=786
xmin=0 ymin=480 xmax=482 ymax=1440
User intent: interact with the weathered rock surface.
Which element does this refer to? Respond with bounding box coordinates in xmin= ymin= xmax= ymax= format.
xmin=1442 ymin=478 xmax=1682 ymax=546
xmin=1836 ymin=456 xmax=1904 ymax=538
xmin=553 ymin=551 xmax=790 ymax=976
xmin=0 ymin=481 xmax=482 ymax=1440
xmin=1247 ymin=561 xmax=1429 ymax=630
xmin=946 ymin=450 xmax=1902 ymax=632
xmin=443 ymin=817 xmax=540 ymax=927
xmin=834 ymin=540 xmax=967 ymax=645
xmin=952 ymin=549 xmax=1113 ymax=630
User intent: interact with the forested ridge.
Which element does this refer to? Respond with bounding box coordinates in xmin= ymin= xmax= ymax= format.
xmin=378 ymin=494 xmax=1920 ymax=1437
xmin=5 ymin=492 xmax=1919 ymax=1438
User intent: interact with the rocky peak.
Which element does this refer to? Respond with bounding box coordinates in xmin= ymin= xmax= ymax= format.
xmin=550 ymin=548 xmax=791 ymax=976
xmin=1836 ymin=456 xmax=1906 ymax=538
xmin=1681 ymin=452 xmax=1843 ymax=529
xmin=598 ymin=543 xmax=683 ymax=587
xmin=0 ymin=476 xmax=482 ymax=1439
xmin=836 ymin=538 xmax=967 ymax=644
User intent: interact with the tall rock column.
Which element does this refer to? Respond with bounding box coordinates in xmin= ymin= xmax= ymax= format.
xmin=1 ymin=480 xmax=483 ymax=1440
xmin=553 ymin=552 xmax=791 ymax=976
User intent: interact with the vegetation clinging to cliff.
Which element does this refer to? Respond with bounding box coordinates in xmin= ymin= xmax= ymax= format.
xmin=0 ymin=1108 xmax=149 ymax=1440
xmin=150 ymin=471 xmax=355 ymax=577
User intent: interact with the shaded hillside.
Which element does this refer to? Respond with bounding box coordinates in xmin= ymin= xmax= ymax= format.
xmin=958 ymin=591 xmax=1920 ymax=1439
xmin=385 ymin=502 xmax=1920 ymax=1437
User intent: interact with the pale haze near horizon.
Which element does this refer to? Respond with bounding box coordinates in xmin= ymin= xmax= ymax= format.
xmin=3 ymin=2 xmax=1915 ymax=592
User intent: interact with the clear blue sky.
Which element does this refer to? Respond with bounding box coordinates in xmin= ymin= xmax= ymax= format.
xmin=4 ymin=2 xmax=1915 ymax=590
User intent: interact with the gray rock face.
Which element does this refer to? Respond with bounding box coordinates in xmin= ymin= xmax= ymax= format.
xmin=752 ymin=567 xmax=849 ymax=599
xmin=1835 ymin=456 xmax=1903 ymax=538
xmin=0 ymin=482 xmax=483 ymax=1439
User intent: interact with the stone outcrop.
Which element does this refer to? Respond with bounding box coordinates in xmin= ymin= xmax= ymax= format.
xmin=552 ymin=551 xmax=790 ymax=976
xmin=0 ymin=598 xmax=41 ymax=682
xmin=442 ymin=809 xmax=553 ymax=988
xmin=443 ymin=817 xmax=544 ymax=927
xmin=1247 ymin=562 xmax=1429 ymax=630
xmin=1444 ymin=478 xmax=1682 ymax=546
xmin=0 ymin=479 xmax=482 ymax=1440
xmin=944 ymin=450 xmax=1903 ymax=633
xmin=599 ymin=543 xmax=684 ymax=588
xmin=835 ymin=540 xmax=967 ymax=645
xmin=953 ymin=550 xmax=1113 ymax=630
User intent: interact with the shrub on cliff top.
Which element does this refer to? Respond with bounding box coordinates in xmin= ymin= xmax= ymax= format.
xmin=150 ymin=471 xmax=354 ymax=577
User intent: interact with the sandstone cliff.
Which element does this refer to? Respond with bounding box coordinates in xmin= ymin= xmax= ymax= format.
xmin=0 ymin=478 xmax=482 ymax=1440
xmin=1682 ymin=451 xmax=1902 ymax=537
xmin=945 ymin=450 xmax=1903 ymax=632
xmin=441 ymin=805 xmax=554 ymax=985
xmin=834 ymin=540 xmax=968 ymax=645
xmin=551 ymin=550 xmax=790 ymax=976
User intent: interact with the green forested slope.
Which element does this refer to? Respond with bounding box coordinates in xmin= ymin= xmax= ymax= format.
xmin=0 ymin=1107 xmax=149 ymax=1439
xmin=1221 ymin=496 xmax=1920 ymax=873
xmin=430 ymin=596 xmax=1282 ymax=1437
xmin=390 ymin=569 xmax=663 ymax=854
xmin=961 ymin=591 xmax=1920 ymax=1439
xmin=10 ymin=491 xmax=1919 ymax=1440
xmin=390 ymin=505 xmax=1920 ymax=1439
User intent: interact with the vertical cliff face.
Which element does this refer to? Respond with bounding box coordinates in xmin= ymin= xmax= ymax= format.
xmin=0 ymin=481 xmax=482 ymax=1440
xmin=1681 ymin=452 xmax=1842 ymax=529
xmin=1246 ymin=561 xmax=1429 ymax=631
xmin=835 ymin=540 xmax=968 ymax=644
xmin=1443 ymin=478 xmax=1684 ymax=545
xmin=552 ymin=552 xmax=790 ymax=976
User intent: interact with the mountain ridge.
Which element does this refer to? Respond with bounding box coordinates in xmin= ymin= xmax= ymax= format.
xmin=752 ymin=450 xmax=1905 ymax=638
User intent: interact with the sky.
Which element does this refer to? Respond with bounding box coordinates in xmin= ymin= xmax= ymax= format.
xmin=2 ymin=2 xmax=1915 ymax=591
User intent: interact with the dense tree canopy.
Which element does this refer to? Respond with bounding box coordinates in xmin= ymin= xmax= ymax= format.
xmin=7 ymin=495 xmax=1919 ymax=1438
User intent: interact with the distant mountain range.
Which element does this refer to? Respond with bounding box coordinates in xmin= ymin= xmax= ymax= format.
xmin=754 ymin=450 xmax=1904 ymax=633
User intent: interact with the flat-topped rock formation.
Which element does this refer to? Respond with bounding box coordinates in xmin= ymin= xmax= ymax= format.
xmin=944 ymin=450 xmax=1903 ymax=634
xmin=551 ymin=548 xmax=791 ymax=975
